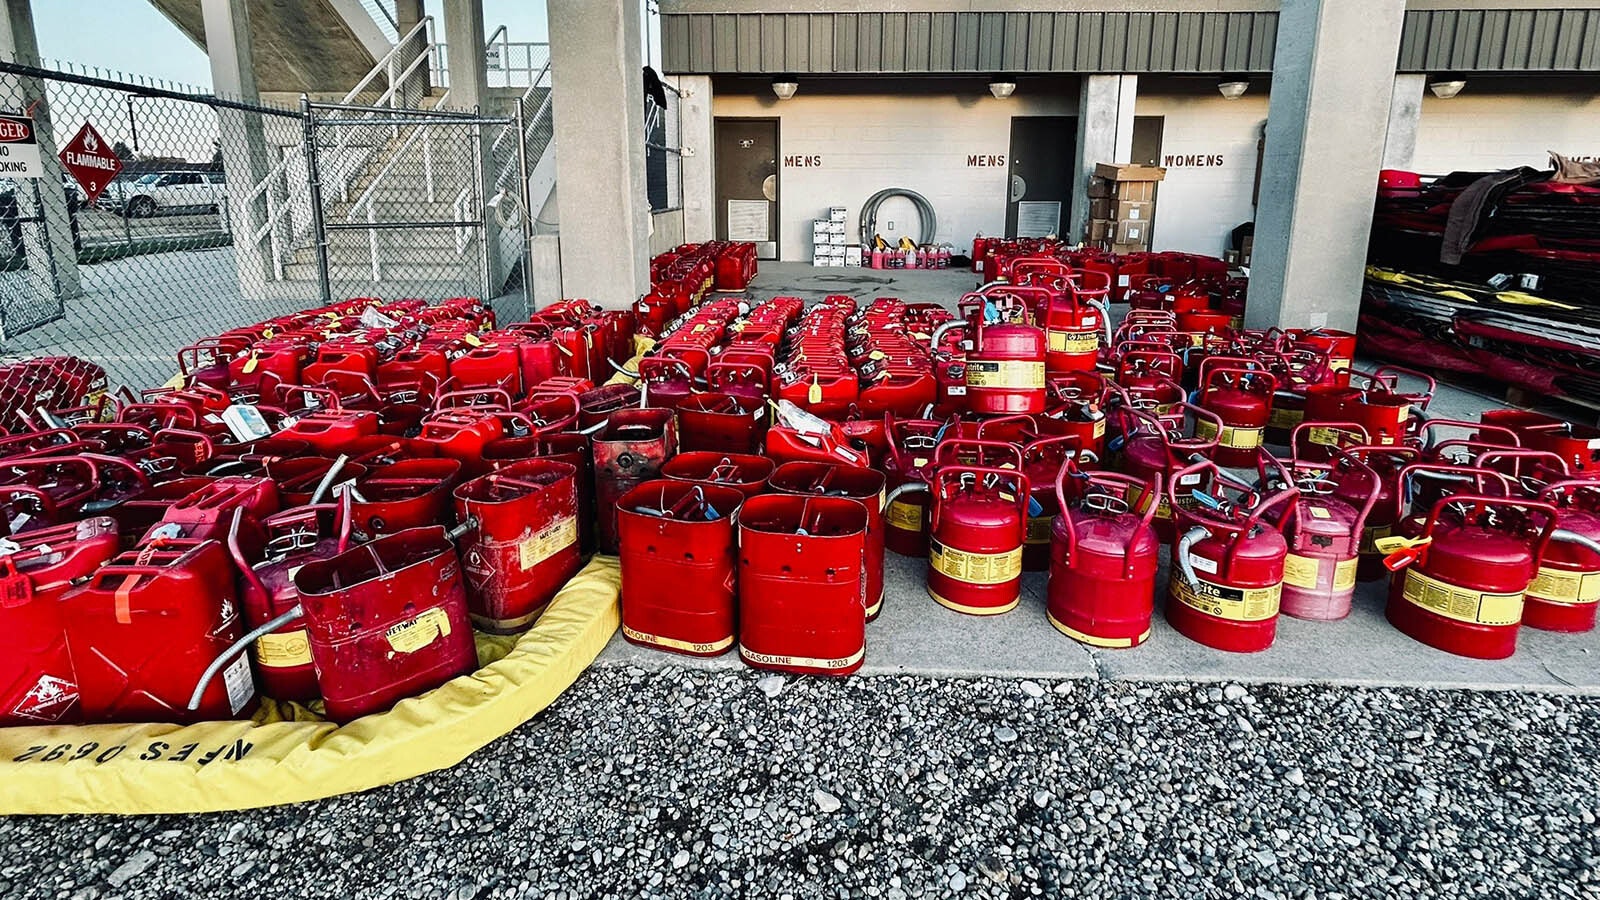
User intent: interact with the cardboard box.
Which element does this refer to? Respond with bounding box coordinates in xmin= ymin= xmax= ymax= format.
xmin=829 ymin=206 xmax=848 ymax=222
xmin=1115 ymin=218 xmax=1148 ymax=245
xmin=1118 ymin=200 xmax=1154 ymax=222
xmin=1113 ymin=181 xmax=1157 ymax=202
xmin=827 ymin=233 xmax=846 ymax=246
xmin=1089 ymin=198 xmax=1114 ymax=220
xmin=1095 ymin=163 xmax=1166 ymax=183
xmin=845 ymin=245 xmax=863 ymax=266
xmin=1240 ymin=235 xmax=1254 ymax=266
xmin=827 ymin=222 xmax=846 ymax=235
xmin=1087 ymin=219 xmax=1113 ymax=243
xmin=1087 ymin=177 xmax=1113 ymax=199
xmin=1110 ymin=241 xmax=1148 ymax=255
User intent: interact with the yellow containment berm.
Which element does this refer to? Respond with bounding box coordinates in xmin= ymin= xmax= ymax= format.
xmin=0 ymin=557 xmax=621 ymax=816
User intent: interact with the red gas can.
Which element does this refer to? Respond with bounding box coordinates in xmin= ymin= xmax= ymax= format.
xmin=0 ymin=517 xmax=119 ymax=725
xmin=1166 ymin=461 xmax=1297 ymax=653
xmin=62 ymin=539 xmax=256 ymax=723
xmin=962 ymin=314 xmax=1047 ymax=415
xmin=768 ymin=462 xmax=887 ymax=621
xmin=592 ymin=408 xmax=679 ymax=554
xmin=452 ymin=460 xmax=582 ymax=634
xmin=1527 ymin=480 xmax=1600 ymax=633
xmin=738 ymin=494 xmax=868 ymax=676
xmin=1046 ymin=470 xmax=1161 ymax=647
xmin=617 ymin=480 xmax=745 ymax=657
xmin=661 ymin=451 xmax=773 ymax=497
xmin=293 ymin=526 xmax=478 ymax=722
xmin=927 ymin=466 xmax=1029 ymax=616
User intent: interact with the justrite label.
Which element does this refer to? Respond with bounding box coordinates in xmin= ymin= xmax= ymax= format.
xmin=965 ymin=359 xmax=1045 ymax=390
xmin=886 ymin=500 xmax=924 ymax=531
xmin=1526 ymin=566 xmax=1600 ymax=606
xmin=1400 ymin=570 xmax=1522 ymax=626
xmin=1169 ymin=575 xmax=1281 ymax=622
xmin=930 ymin=538 xmax=1022 ymax=585
xmin=1046 ymin=329 xmax=1099 ymax=354
xmin=1193 ymin=418 xmax=1263 ymax=450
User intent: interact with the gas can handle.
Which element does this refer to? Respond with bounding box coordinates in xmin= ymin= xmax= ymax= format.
xmin=934 ymin=437 xmax=1025 ymax=473
xmin=1394 ymin=461 xmax=1516 ymax=520
xmin=934 ymin=465 xmax=1032 ymax=524
xmin=1472 ymin=447 xmax=1570 ymax=491
xmin=1200 ymin=363 xmax=1278 ymax=397
xmin=975 ymin=414 xmax=1039 ymax=442
xmin=1408 ymin=494 xmax=1560 ymax=570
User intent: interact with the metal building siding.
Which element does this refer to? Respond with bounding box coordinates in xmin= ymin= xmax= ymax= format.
xmin=1398 ymin=8 xmax=1600 ymax=72
xmin=660 ymin=8 xmax=1598 ymax=76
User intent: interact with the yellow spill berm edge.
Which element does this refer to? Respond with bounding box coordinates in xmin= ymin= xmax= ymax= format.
xmin=0 ymin=557 xmax=621 ymax=815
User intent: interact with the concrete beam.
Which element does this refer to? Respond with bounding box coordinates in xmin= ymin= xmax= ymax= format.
xmin=678 ymin=75 xmax=715 ymax=243
xmin=1245 ymin=0 xmax=1407 ymax=332
xmin=548 ymin=0 xmax=651 ymax=309
xmin=0 ymin=0 xmax=80 ymax=303
xmin=1071 ymin=74 xmax=1136 ymax=243
xmin=1381 ymin=73 xmax=1426 ymax=170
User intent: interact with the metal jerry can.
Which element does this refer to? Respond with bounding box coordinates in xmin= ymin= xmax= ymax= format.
xmin=62 ymin=538 xmax=256 ymax=723
xmin=452 ymin=460 xmax=582 ymax=634
xmin=617 ymin=480 xmax=745 ymax=657
xmin=1382 ymin=494 xmax=1557 ymax=659
xmin=927 ymin=466 xmax=1029 ymax=616
xmin=1047 ymin=470 xmax=1161 ymax=648
xmin=661 ymin=451 xmax=774 ymax=498
xmin=0 ymin=517 xmax=119 ymax=726
xmin=592 ymin=408 xmax=679 ymax=554
xmin=767 ymin=462 xmax=887 ymax=621
xmin=293 ymin=526 xmax=477 ymax=722
xmin=738 ymin=494 xmax=869 ymax=676
xmin=1167 ymin=461 xmax=1297 ymax=653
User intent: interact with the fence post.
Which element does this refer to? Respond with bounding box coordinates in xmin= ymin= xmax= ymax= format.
xmin=513 ymin=101 xmax=533 ymax=320
xmin=300 ymin=94 xmax=333 ymax=306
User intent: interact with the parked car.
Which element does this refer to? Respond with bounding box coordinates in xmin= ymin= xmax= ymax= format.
xmin=98 ymin=170 xmax=224 ymax=218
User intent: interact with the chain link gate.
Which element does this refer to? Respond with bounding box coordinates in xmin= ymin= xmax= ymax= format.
xmin=301 ymin=100 xmax=531 ymax=324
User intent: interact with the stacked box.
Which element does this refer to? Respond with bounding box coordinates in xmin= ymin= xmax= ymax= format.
xmin=1086 ymin=163 xmax=1164 ymax=254
xmin=813 ymin=208 xmax=851 ymax=266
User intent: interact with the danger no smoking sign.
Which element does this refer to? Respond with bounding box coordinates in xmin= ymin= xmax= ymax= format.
xmin=0 ymin=113 xmax=42 ymax=179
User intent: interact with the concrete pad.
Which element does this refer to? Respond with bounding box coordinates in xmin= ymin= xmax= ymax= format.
xmin=596 ymin=261 xmax=1600 ymax=694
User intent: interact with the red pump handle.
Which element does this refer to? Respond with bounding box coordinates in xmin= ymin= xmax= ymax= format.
xmin=278 ymin=385 xmax=341 ymax=413
xmin=1370 ymin=364 xmax=1438 ymax=408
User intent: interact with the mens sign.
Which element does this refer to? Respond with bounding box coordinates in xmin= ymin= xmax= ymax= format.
xmin=0 ymin=113 xmax=42 ymax=178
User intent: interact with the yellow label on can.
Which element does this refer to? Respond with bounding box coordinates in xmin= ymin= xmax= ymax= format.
xmin=1361 ymin=523 xmax=1393 ymax=554
xmin=1308 ymin=425 xmax=1360 ymax=448
xmin=1169 ymin=575 xmax=1282 ymax=622
xmin=1046 ymin=329 xmax=1099 ymax=354
xmin=1093 ymin=419 xmax=1107 ymax=438
xmin=520 ymin=516 xmax=578 ymax=570
xmin=1026 ymin=515 xmax=1054 ymax=545
xmin=1527 ymin=566 xmax=1600 ymax=606
xmin=1193 ymin=418 xmax=1264 ymax=450
xmin=1282 ymin=553 xmax=1321 ymax=590
xmin=966 ymin=359 xmax=1046 ymax=390
xmin=930 ymin=539 xmax=1022 ymax=585
xmin=1268 ymin=407 xmax=1305 ymax=430
xmin=886 ymin=499 xmax=924 ymax=531
xmin=255 ymin=628 xmax=313 ymax=668
xmin=385 ymin=606 xmax=453 ymax=654
xmin=622 ymin=624 xmax=734 ymax=655
xmin=1400 ymin=569 xmax=1523 ymax=626
xmin=1333 ymin=557 xmax=1358 ymax=590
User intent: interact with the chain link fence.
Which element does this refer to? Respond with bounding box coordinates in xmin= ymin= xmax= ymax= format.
xmin=0 ymin=57 xmax=534 ymax=391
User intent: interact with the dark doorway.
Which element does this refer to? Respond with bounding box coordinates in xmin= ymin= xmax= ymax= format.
xmin=1131 ymin=116 xmax=1165 ymax=167
xmin=713 ymin=117 xmax=779 ymax=259
xmin=1006 ymin=116 xmax=1076 ymax=238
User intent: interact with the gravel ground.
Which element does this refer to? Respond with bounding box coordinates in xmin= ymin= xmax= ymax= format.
xmin=2 ymin=668 xmax=1597 ymax=900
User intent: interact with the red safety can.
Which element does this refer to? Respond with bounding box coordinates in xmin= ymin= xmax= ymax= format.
xmin=661 ymin=451 xmax=773 ymax=497
xmin=768 ymin=462 xmax=887 ymax=621
xmin=927 ymin=466 xmax=1029 ymax=616
xmin=1047 ymin=470 xmax=1161 ymax=648
xmin=738 ymin=494 xmax=868 ymax=676
xmin=293 ymin=526 xmax=478 ymax=722
xmin=617 ymin=480 xmax=745 ymax=656
xmin=452 ymin=460 xmax=582 ymax=634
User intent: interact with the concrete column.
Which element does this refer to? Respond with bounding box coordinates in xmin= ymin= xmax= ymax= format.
xmin=678 ymin=75 xmax=715 ymax=243
xmin=547 ymin=0 xmax=650 ymax=309
xmin=1245 ymin=0 xmax=1407 ymax=332
xmin=441 ymin=0 xmax=503 ymax=297
xmin=201 ymin=0 xmax=275 ymax=298
xmin=1381 ymin=73 xmax=1427 ymax=170
xmin=0 ymin=0 xmax=81 ymax=302
xmin=392 ymin=0 xmax=431 ymax=107
xmin=1071 ymin=74 xmax=1137 ymax=243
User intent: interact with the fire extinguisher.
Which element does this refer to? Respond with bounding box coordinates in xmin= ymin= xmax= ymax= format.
xmin=1380 ymin=494 xmax=1558 ymax=660
xmin=927 ymin=466 xmax=1030 ymax=616
xmin=1167 ymin=459 xmax=1299 ymax=653
xmin=1047 ymin=467 xmax=1162 ymax=647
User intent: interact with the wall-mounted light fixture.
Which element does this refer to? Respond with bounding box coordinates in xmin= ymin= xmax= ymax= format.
xmin=1217 ymin=77 xmax=1249 ymax=100
xmin=988 ymin=79 xmax=1017 ymax=100
xmin=1428 ymin=77 xmax=1466 ymax=99
xmin=771 ymin=79 xmax=798 ymax=100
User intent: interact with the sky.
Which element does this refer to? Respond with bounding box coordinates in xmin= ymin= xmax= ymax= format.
xmin=30 ymin=0 xmax=570 ymax=90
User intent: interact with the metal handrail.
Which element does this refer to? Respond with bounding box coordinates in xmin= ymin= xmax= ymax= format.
xmin=343 ymin=88 xmax=454 ymax=224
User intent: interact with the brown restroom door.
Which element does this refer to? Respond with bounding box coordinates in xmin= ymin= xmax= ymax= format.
xmin=714 ymin=117 xmax=779 ymax=260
